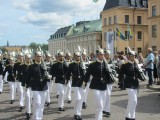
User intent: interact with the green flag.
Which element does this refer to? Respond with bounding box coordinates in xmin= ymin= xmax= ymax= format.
xmin=93 ymin=0 xmax=99 ymax=3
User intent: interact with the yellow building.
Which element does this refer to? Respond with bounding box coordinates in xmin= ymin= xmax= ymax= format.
xmin=148 ymin=0 xmax=160 ymax=51
xmin=2 ymin=46 xmax=22 ymax=52
xmin=101 ymin=0 xmax=148 ymax=55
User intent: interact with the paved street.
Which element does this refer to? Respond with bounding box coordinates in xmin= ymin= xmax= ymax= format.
xmin=0 ymin=82 xmax=159 ymax=120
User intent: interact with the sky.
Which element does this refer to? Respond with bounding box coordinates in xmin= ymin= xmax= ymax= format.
xmin=0 ymin=0 xmax=106 ymax=46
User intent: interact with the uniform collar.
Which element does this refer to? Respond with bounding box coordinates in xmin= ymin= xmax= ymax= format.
xmin=128 ymin=60 xmax=134 ymax=64
xmin=75 ymin=61 xmax=80 ymax=63
xmin=96 ymin=59 xmax=103 ymax=63
xmin=35 ymin=61 xmax=41 ymax=64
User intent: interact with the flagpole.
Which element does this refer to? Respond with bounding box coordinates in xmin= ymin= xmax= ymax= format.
xmin=127 ymin=24 xmax=129 ymax=53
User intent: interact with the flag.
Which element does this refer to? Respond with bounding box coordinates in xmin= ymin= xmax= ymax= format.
xmin=127 ymin=24 xmax=133 ymax=40
xmin=116 ymin=28 xmax=126 ymax=40
xmin=106 ymin=31 xmax=114 ymax=59
xmin=92 ymin=0 xmax=99 ymax=3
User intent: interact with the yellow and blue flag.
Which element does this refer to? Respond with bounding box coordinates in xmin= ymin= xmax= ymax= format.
xmin=127 ymin=24 xmax=133 ymax=40
xmin=116 ymin=28 xmax=126 ymax=40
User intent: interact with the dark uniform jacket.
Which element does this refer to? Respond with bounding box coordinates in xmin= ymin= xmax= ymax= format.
xmin=28 ymin=62 xmax=48 ymax=91
xmin=0 ymin=61 xmax=3 ymax=75
xmin=118 ymin=61 xmax=144 ymax=89
xmin=13 ymin=61 xmax=22 ymax=82
xmin=84 ymin=60 xmax=110 ymax=91
xmin=19 ymin=63 xmax=31 ymax=88
xmin=51 ymin=61 xmax=68 ymax=84
xmin=3 ymin=64 xmax=15 ymax=82
xmin=66 ymin=61 xmax=85 ymax=87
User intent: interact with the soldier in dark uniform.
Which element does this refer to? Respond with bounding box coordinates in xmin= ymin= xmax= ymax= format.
xmin=65 ymin=51 xmax=72 ymax=103
xmin=28 ymin=51 xmax=49 ymax=120
xmin=19 ymin=53 xmax=32 ymax=119
xmin=13 ymin=52 xmax=25 ymax=112
xmin=103 ymin=48 xmax=114 ymax=117
xmin=44 ymin=52 xmax=53 ymax=107
xmin=3 ymin=52 xmax=10 ymax=83
xmin=2 ymin=57 xmax=16 ymax=104
xmin=66 ymin=51 xmax=85 ymax=120
xmin=119 ymin=51 xmax=145 ymax=120
xmin=0 ymin=54 xmax=4 ymax=93
xmin=84 ymin=47 xmax=110 ymax=120
xmin=51 ymin=51 xmax=68 ymax=111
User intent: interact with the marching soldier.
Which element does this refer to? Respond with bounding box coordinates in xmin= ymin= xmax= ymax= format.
xmin=81 ymin=50 xmax=90 ymax=109
xmin=0 ymin=54 xmax=4 ymax=93
xmin=19 ymin=53 xmax=32 ymax=119
xmin=28 ymin=51 xmax=49 ymax=120
xmin=84 ymin=47 xmax=110 ymax=120
xmin=13 ymin=52 xmax=25 ymax=112
xmin=66 ymin=51 xmax=85 ymax=120
xmin=2 ymin=57 xmax=16 ymax=104
xmin=65 ymin=51 xmax=72 ymax=103
xmin=119 ymin=50 xmax=145 ymax=120
xmin=103 ymin=48 xmax=114 ymax=117
xmin=44 ymin=52 xmax=53 ymax=107
xmin=51 ymin=51 xmax=68 ymax=111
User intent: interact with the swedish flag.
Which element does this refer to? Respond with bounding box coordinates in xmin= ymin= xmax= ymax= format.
xmin=116 ymin=28 xmax=126 ymax=40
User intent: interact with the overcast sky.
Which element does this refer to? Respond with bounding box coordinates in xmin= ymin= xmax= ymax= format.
xmin=0 ymin=0 xmax=105 ymax=46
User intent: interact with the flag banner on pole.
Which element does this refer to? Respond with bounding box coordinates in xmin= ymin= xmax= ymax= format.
xmin=116 ymin=28 xmax=126 ymax=40
xmin=106 ymin=31 xmax=114 ymax=58
xmin=127 ymin=24 xmax=133 ymax=40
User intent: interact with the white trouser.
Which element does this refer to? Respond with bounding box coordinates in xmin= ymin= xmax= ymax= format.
xmin=126 ymin=89 xmax=137 ymax=119
xmin=32 ymin=90 xmax=47 ymax=120
xmin=83 ymin=82 xmax=90 ymax=103
xmin=15 ymin=81 xmax=24 ymax=107
xmin=104 ymin=84 xmax=113 ymax=112
xmin=0 ymin=75 xmax=3 ymax=92
xmin=73 ymin=87 xmax=85 ymax=116
xmin=56 ymin=83 xmax=60 ymax=96
xmin=65 ymin=80 xmax=72 ymax=101
xmin=25 ymin=88 xmax=33 ymax=114
xmin=4 ymin=72 xmax=8 ymax=82
xmin=46 ymin=81 xmax=53 ymax=103
xmin=93 ymin=90 xmax=106 ymax=120
xmin=8 ymin=82 xmax=16 ymax=100
xmin=57 ymin=83 xmax=66 ymax=108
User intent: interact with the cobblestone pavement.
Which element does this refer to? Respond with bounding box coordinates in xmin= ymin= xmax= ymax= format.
xmin=0 ymin=81 xmax=159 ymax=120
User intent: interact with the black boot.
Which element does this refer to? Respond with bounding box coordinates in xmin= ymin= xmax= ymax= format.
xmin=26 ymin=112 xmax=31 ymax=119
xmin=74 ymin=115 xmax=79 ymax=120
xmin=125 ymin=117 xmax=132 ymax=120
xmin=105 ymin=112 xmax=111 ymax=117
xmin=10 ymin=100 xmax=14 ymax=104
xmin=46 ymin=102 xmax=50 ymax=107
xmin=58 ymin=107 xmax=65 ymax=111
xmin=82 ymin=102 xmax=87 ymax=109
xmin=19 ymin=106 xmax=24 ymax=112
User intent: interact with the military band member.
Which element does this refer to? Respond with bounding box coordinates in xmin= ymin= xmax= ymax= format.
xmin=44 ymin=52 xmax=53 ymax=107
xmin=2 ymin=57 xmax=16 ymax=104
xmin=65 ymin=51 xmax=72 ymax=103
xmin=81 ymin=50 xmax=90 ymax=109
xmin=28 ymin=51 xmax=49 ymax=120
xmin=103 ymin=48 xmax=114 ymax=117
xmin=51 ymin=51 xmax=68 ymax=111
xmin=0 ymin=54 xmax=4 ymax=93
xmin=84 ymin=48 xmax=110 ymax=120
xmin=19 ymin=53 xmax=32 ymax=119
xmin=13 ymin=52 xmax=25 ymax=112
xmin=66 ymin=51 xmax=85 ymax=120
xmin=119 ymin=51 xmax=145 ymax=120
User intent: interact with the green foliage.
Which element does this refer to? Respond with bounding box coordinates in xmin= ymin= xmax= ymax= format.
xmin=29 ymin=42 xmax=48 ymax=52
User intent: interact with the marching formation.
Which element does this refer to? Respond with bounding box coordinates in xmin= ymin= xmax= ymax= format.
xmin=0 ymin=46 xmax=158 ymax=120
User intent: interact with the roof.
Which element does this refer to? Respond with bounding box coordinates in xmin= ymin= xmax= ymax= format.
xmin=103 ymin=0 xmax=148 ymax=10
xmin=66 ymin=19 xmax=102 ymax=37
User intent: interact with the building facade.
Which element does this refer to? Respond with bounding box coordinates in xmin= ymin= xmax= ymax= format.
xmin=66 ymin=19 xmax=102 ymax=55
xmin=148 ymin=0 xmax=160 ymax=51
xmin=48 ymin=26 xmax=71 ymax=55
xmin=101 ymin=0 xmax=148 ymax=55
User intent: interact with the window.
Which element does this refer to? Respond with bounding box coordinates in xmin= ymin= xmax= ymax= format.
xmin=137 ymin=31 xmax=142 ymax=40
xmin=125 ymin=47 xmax=127 ymax=55
xmin=128 ymin=0 xmax=136 ymax=7
xmin=152 ymin=46 xmax=157 ymax=51
xmin=114 ymin=15 xmax=117 ymax=24
xmin=137 ymin=16 xmax=142 ymax=24
xmin=125 ymin=31 xmax=128 ymax=39
xmin=125 ymin=15 xmax=129 ymax=23
xmin=104 ymin=18 xmax=107 ymax=26
xmin=109 ymin=17 xmax=112 ymax=25
xmin=152 ymin=6 xmax=156 ymax=17
xmin=152 ymin=25 xmax=157 ymax=37
xmin=137 ymin=48 xmax=142 ymax=53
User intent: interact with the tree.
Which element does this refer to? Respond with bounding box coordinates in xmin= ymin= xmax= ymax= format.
xmin=29 ymin=42 xmax=48 ymax=52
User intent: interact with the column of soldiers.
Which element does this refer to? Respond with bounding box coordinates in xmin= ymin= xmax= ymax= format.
xmin=0 ymin=46 xmax=147 ymax=120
